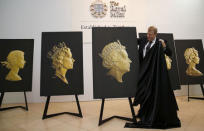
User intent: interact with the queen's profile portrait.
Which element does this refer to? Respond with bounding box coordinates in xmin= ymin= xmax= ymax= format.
xmin=184 ymin=47 xmax=203 ymax=76
xmin=1 ymin=50 xmax=26 ymax=81
xmin=165 ymin=54 xmax=172 ymax=70
xmin=99 ymin=40 xmax=132 ymax=83
xmin=48 ymin=42 xmax=75 ymax=84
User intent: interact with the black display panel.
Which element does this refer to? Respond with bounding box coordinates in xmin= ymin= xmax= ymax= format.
xmin=0 ymin=39 xmax=34 ymax=92
xmin=175 ymin=39 xmax=204 ymax=85
xmin=139 ymin=33 xmax=181 ymax=90
xmin=93 ymin=27 xmax=139 ymax=99
xmin=40 ymin=32 xmax=84 ymax=96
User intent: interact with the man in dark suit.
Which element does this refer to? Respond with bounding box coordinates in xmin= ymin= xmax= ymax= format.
xmin=127 ymin=26 xmax=181 ymax=129
xmin=138 ymin=26 xmax=172 ymax=63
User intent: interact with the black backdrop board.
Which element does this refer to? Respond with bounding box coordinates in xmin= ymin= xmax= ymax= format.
xmin=40 ymin=32 xmax=84 ymax=96
xmin=0 ymin=39 xmax=34 ymax=92
xmin=92 ymin=27 xmax=139 ymax=99
xmin=175 ymin=40 xmax=204 ymax=85
xmin=139 ymin=33 xmax=181 ymax=90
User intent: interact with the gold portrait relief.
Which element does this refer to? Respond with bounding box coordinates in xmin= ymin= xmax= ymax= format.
xmin=165 ymin=54 xmax=172 ymax=70
xmin=1 ymin=50 xmax=26 ymax=81
xmin=99 ymin=40 xmax=132 ymax=83
xmin=48 ymin=42 xmax=75 ymax=85
xmin=184 ymin=47 xmax=203 ymax=76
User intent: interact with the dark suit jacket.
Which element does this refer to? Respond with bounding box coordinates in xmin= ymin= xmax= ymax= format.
xmin=138 ymin=37 xmax=172 ymax=63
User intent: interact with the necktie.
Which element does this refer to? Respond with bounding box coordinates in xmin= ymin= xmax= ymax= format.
xmin=145 ymin=41 xmax=152 ymax=55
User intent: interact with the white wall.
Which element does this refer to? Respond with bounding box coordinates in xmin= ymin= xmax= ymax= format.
xmin=0 ymin=0 xmax=75 ymax=103
xmin=0 ymin=0 xmax=204 ymax=103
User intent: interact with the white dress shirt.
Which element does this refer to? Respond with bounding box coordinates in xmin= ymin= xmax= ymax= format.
xmin=143 ymin=37 xmax=156 ymax=58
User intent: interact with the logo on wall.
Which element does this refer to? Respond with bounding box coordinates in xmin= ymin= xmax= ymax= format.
xmin=110 ymin=1 xmax=126 ymax=18
xmin=90 ymin=0 xmax=108 ymax=18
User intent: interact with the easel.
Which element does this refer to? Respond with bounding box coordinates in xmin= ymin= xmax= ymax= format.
xmin=187 ymin=83 xmax=204 ymax=101
xmin=42 ymin=94 xmax=83 ymax=119
xmin=98 ymin=97 xmax=136 ymax=126
xmin=0 ymin=91 xmax=28 ymax=111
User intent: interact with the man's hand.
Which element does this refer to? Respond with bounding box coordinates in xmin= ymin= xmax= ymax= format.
xmin=159 ymin=39 xmax=166 ymax=48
